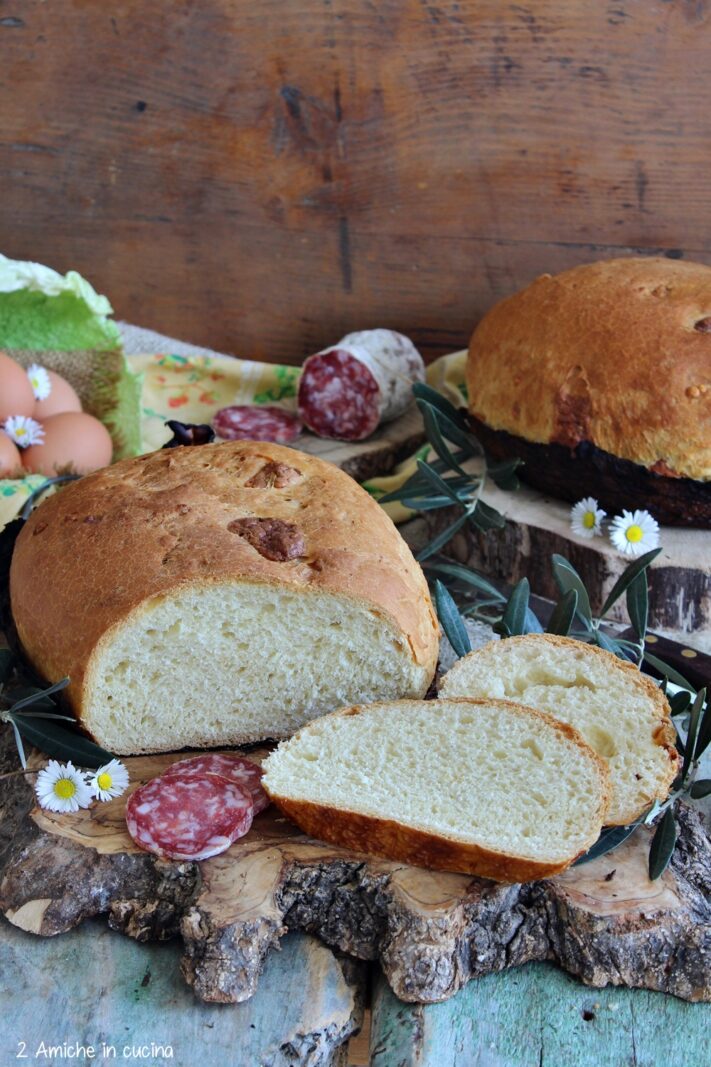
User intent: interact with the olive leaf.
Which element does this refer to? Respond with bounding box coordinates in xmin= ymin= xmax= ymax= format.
xmin=599 ymin=548 xmax=662 ymax=620
xmin=400 ymin=496 xmax=458 ymax=512
xmin=469 ymin=499 xmax=507 ymax=532
xmin=412 ymin=382 xmax=470 ymax=430
xmin=434 ymin=580 xmax=471 ymax=660
xmin=593 ymin=628 xmax=634 ymax=662
xmin=1 ymin=674 xmax=115 ymax=770
xmin=682 ymin=688 xmax=707 ymax=776
xmin=423 ymin=561 xmax=506 ymax=602
xmin=9 ymin=715 xmax=114 ymax=770
xmin=416 ymin=513 xmax=469 ymax=562
xmin=415 ymin=459 xmax=468 ymax=506
xmin=669 ymin=691 xmax=692 ymax=717
xmin=551 ymin=555 xmax=592 ymax=630
xmin=690 ymin=779 xmax=711 ymax=799
xmin=648 ymin=807 xmax=678 ymax=880
xmin=10 ymin=720 xmax=27 ymax=769
xmin=418 ymin=403 xmax=469 ymax=478
xmin=573 ymin=817 xmax=645 ymax=866
xmin=486 ymin=457 xmax=523 ymax=492
xmin=626 ymin=571 xmax=649 ymax=641
xmin=500 ymin=578 xmax=531 ymax=637
xmin=415 ymin=399 xmax=483 ymax=461
xmin=693 ymin=694 xmax=711 ymax=762
xmin=643 ymin=652 xmax=695 ymax=692
xmin=545 ymin=589 xmax=578 ymax=637
xmin=6 ymin=678 xmax=70 ymax=714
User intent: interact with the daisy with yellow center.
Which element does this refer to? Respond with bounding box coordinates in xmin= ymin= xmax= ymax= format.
xmin=3 ymin=414 xmax=44 ymax=448
xmin=26 ymin=363 xmax=51 ymax=401
xmin=609 ymin=509 xmax=660 ymax=557
xmin=89 ymin=759 xmax=129 ymax=802
xmin=34 ymin=760 xmax=93 ymax=813
xmin=570 ymin=497 xmax=606 ymax=540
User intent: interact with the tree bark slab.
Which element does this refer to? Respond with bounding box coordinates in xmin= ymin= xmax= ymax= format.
xmin=1 ymin=730 xmax=709 ymax=1007
xmin=424 ymin=481 xmax=711 ymax=653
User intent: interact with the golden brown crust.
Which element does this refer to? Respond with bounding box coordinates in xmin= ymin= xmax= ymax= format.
xmin=10 ymin=441 xmax=439 ymax=723
xmin=264 ymin=698 xmax=611 ymax=883
xmin=439 ymin=634 xmax=680 ymax=825
xmin=467 ymin=257 xmax=711 ymax=480
xmin=270 ymin=797 xmax=580 ymax=882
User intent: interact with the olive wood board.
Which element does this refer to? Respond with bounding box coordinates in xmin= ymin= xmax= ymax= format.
xmin=1 ymin=735 xmax=709 ymax=1008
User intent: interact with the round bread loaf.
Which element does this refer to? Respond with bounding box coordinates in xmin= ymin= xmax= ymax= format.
xmin=10 ymin=441 xmax=439 ymax=754
xmin=466 ymin=257 xmax=711 ymax=524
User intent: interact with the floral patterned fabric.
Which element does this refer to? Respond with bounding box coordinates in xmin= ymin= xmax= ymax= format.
xmin=1 ymin=348 xmax=467 ymax=530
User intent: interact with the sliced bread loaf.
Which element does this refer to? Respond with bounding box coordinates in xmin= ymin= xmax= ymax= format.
xmin=10 ymin=442 xmax=439 ymax=754
xmin=262 ymin=698 xmax=610 ymax=882
xmin=439 ymin=634 xmax=679 ymax=826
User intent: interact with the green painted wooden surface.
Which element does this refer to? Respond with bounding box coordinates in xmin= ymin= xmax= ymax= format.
xmin=2 ymin=917 xmax=711 ymax=1067
xmin=0 ymin=919 xmax=363 ymax=1067
xmin=370 ymin=962 xmax=711 ymax=1067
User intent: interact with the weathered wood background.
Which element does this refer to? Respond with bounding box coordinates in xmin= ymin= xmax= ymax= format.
xmin=1 ymin=1 xmax=710 ymax=363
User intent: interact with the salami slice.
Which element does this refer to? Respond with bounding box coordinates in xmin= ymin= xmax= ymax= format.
xmin=297 ymin=329 xmax=425 ymax=442
xmin=125 ymin=772 xmax=253 ymax=861
xmin=163 ymin=754 xmax=270 ymax=814
xmin=212 ymin=405 xmax=302 ymax=444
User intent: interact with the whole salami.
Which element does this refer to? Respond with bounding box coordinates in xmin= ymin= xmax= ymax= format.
xmin=125 ymin=772 xmax=254 ymax=861
xmin=212 ymin=405 xmax=302 ymax=444
xmin=297 ymin=329 xmax=425 ymax=441
xmin=163 ymin=753 xmax=270 ymax=814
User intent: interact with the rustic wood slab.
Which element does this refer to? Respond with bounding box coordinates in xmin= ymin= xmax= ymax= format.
xmin=0 ymin=918 xmax=365 ymax=1067
xmin=423 ymin=480 xmax=711 ymax=653
xmin=1 ymin=733 xmax=709 ymax=1008
xmin=369 ymin=960 xmax=711 ymax=1067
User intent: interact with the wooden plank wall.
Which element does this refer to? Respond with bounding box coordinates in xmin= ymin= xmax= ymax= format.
xmin=1 ymin=1 xmax=709 ymax=363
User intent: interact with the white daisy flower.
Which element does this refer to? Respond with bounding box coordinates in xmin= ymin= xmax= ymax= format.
xmin=609 ymin=509 xmax=660 ymax=557
xmin=89 ymin=759 xmax=129 ymax=802
xmin=570 ymin=497 xmax=606 ymax=539
xmin=34 ymin=760 xmax=93 ymax=813
xmin=26 ymin=363 xmax=51 ymax=400
xmin=3 ymin=414 xmax=44 ymax=448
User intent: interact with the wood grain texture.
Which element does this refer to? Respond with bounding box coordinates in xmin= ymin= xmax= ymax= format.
xmin=369 ymin=961 xmax=711 ymax=1067
xmin=0 ymin=919 xmax=365 ymax=1067
xmin=1 ymin=2 xmax=711 ymax=361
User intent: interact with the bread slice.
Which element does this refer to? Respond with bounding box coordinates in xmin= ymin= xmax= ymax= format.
xmin=439 ymin=634 xmax=679 ymax=826
xmin=10 ymin=442 xmax=439 ymax=754
xmin=262 ymin=698 xmax=610 ymax=882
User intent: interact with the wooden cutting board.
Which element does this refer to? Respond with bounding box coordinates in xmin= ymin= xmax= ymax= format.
xmin=1 ymin=737 xmax=709 ymax=1007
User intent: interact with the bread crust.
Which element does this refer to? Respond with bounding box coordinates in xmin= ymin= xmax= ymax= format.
xmin=264 ymin=698 xmax=611 ymax=883
xmin=439 ymin=634 xmax=680 ymax=825
xmin=9 ymin=442 xmax=439 ymax=731
xmin=467 ymin=257 xmax=711 ymax=481
xmin=467 ymin=413 xmax=711 ymax=527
